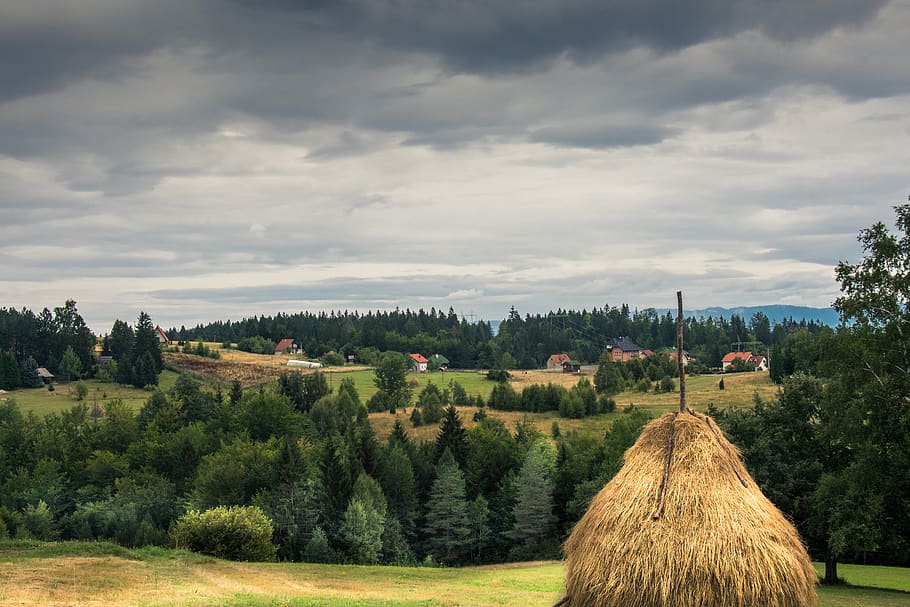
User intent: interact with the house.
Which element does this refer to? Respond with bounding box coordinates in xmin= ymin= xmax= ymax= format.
xmin=753 ymin=355 xmax=769 ymax=372
xmin=428 ymin=353 xmax=450 ymax=370
xmin=36 ymin=367 xmax=55 ymax=384
xmin=547 ymin=353 xmax=571 ymax=370
xmin=409 ymin=353 xmax=428 ymax=373
xmin=155 ymin=325 xmax=171 ymax=345
xmin=562 ymin=360 xmax=582 ymax=374
xmin=722 ymin=351 xmax=755 ymax=372
xmin=605 ymin=338 xmax=649 ymax=363
xmin=668 ymin=350 xmax=694 ymax=367
xmin=274 ymin=338 xmax=300 ymax=355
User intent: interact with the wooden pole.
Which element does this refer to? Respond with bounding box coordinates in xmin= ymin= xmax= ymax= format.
xmin=677 ymin=290 xmax=686 ymax=413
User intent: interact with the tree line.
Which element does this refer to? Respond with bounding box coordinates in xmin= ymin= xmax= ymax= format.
xmin=0 ymin=368 xmax=654 ymax=565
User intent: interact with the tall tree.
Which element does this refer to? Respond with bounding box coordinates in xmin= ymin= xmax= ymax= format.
xmin=58 ymin=346 xmax=82 ymax=381
xmin=434 ymin=404 xmax=468 ymax=468
xmin=422 ymin=449 xmax=472 ymax=565
xmin=372 ymin=352 xmax=411 ymax=413
xmin=508 ymin=445 xmax=556 ymax=559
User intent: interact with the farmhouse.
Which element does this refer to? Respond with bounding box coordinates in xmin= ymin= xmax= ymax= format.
xmin=668 ymin=349 xmax=694 ymax=366
xmin=605 ymin=337 xmax=649 ymax=363
xmin=36 ymin=367 xmax=54 ymax=384
xmin=274 ymin=338 xmax=300 ymax=354
xmin=722 ymin=351 xmax=755 ymax=371
xmin=547 ymin=353 xmax=571 ymax=370
xmin=409 ymin=353 xmax=428 ymax=373
xmin=753 ymin=354 xmax=769 ymax=371
xmin=155 ymin=325 xmax=171 ymax=345
xmin=428 ymin=353 xmax=449 ymax=370
xmin=562 ymin=360 xmax=582 ymax=374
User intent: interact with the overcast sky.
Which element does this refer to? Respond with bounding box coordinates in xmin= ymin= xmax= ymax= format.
xmin=2 ymin=1 xmax=908 ymax=333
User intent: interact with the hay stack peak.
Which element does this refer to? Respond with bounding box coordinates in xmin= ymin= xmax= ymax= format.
xmin=563 ymin=410 xmax=817 ymax=607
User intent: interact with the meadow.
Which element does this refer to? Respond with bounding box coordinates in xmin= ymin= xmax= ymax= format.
xmin=0 ymin=541 xmax=906 ymax=607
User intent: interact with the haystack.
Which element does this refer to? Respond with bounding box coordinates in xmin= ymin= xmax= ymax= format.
xmin=563 ymin=410 xmax=817 ymax=607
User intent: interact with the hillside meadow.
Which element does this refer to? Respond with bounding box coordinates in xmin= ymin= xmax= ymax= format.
xmin=0 ymin=541 xmax=907 ymax=607
xmin=1 ymin=358 xmax=777 ymax=443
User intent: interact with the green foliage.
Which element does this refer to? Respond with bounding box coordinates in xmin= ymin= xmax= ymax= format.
xmin=192 ymin=438 xmax=278 ymax=509
xmin=237 ymin=336 xmax=277 ymax=355
xmin=434 ymin=405 xmax=468 ymax=467
xmin=323 ymin=351 xmax=346 ymax=366
xmin=20 ymin=356 xmax=42 ymax=388
xmin=340 ymin=499 xmax=385 ymax=564
xmin=422 ymin=449 xmax=472 ymax=566
xmin=303 ymin=526 xmax=335 ymax=563
xmin=508 ymin=445 xmax=556 ymax=560
xmin=373 ymin=352 xmax=411 ymax=413
xmin=74 ymin=380 xmax=88 ymax=401
xmin=0 ymin=351 xmax=21 ymax=389
xmin=22 ymin=500 xmax=58 ymax=541
xmin=59 ymin=346 xmax=83 ymax=381
xmin=171 ymin=505 xmax=277 ymax=561
xmin=485 ymin=368 xmax=511 ymax=382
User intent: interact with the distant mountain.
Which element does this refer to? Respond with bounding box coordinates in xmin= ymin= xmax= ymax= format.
xmin=685 ymin=305 xmax=839 ymax=327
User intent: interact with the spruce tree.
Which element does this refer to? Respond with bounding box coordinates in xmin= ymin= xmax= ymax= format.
xmin=423 ymin=448 xmax=471 ymax=565
xmin=20 ymin=355 xmax=42 ymax=388
xmin=508 ymin=445 xmax=556 ymax=559
xmin=434 ymin=404 xmax=468 ymax=467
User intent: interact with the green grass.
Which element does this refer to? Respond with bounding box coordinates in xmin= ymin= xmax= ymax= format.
xmin=328 ymin=369 xmax=496 ymax=403
xmin=814 ymin=562 xmax=910 ymax=592
xmin=1 ymin=542 xmax=906 ymax=607
xmin=3 ymin=370 xmax=180 ymax=416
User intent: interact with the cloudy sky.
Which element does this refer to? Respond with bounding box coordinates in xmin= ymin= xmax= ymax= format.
xmin=2 ymin=1 xmax=908 ymax=332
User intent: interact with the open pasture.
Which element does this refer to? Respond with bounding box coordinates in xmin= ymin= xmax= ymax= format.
xmin=0 ymin=542 xmax=906 ymax=607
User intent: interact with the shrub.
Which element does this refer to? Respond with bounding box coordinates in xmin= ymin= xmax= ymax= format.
xmin=171 ymin=505 xmax=277 ymax=561
xmin=74 ymin=380 xmax=89 ymax=401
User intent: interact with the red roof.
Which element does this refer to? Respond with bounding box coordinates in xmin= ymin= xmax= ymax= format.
xmin=409 ymin=353 xmax=428 ymax=364
xmin=548 ymin=353 xmax=571 ymax=364
xmin=722 ymin=351 xmax=752 ymax=363
xmin=275 ymin=338 xmax=296 ymax=352
xmin=753 ymin=355 xmax=765 ymax=365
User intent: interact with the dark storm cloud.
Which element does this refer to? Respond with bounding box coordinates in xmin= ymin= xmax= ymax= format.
xmin=530 ymin=123 xmax=679 ymax=149
xmin=231 ymin=0 xmax=888 ymax=73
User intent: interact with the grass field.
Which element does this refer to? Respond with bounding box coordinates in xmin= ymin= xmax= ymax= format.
xmin=0 ymin=370 xmax=180 ymax=416
xmin=0 ymin=541 xmax=907 ymax=607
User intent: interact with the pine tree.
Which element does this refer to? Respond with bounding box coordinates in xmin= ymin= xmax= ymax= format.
xmin=508 ymin=445 xmax=556 ymax=559
xmin=423 ymin=449 xmax=472 ymax=565
xmin=59 ymin=345 xmax=82 ymax=381
xmin=20 ymin=355 xmax=42 ymax=388
xmin=434 ymin=404 xmax=468 ymax=467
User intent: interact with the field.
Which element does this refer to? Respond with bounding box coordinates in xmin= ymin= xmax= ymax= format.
xmin=0 ymin=541 xmax=907 ymax=607
xmin=3 ymin=346 xmax=778 ymax=444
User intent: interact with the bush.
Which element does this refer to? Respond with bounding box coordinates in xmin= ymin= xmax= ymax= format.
xmin=486 ymin=368 xmax=511 ymax=382
xmin=74 ymin=380 xmax=89 ymax=401
xmin=171 ymin=505 xmax=277 ymax=561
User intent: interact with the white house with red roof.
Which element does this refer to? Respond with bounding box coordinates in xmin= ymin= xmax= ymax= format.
xmin=547 ymin=353 xmax=571 ymax=370
xmin=722 ymin=351 xmax=755 ymax=371
xmin=409 ymin=353 xmax=428 ymax=373
xmin=274 ymin=338 xmax=299 ymax=354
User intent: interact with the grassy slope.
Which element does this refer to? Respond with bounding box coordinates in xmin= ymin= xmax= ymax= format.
xmin=1 ymin=370 xmax=180 ymax=416
xmin=0 ymin=542 xmax=906 ymax=607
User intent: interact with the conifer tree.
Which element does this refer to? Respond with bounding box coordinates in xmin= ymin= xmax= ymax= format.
xmin=434 ymin=404 xmax=468 ymax=467
xmin=423 ymin=448 xmax=471 ymax=565
xmin=508 ymin=445 xmax=556 ymax=559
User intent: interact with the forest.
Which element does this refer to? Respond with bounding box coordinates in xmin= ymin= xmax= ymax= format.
xmin=0 ymin=207 xmax=908 ymax=578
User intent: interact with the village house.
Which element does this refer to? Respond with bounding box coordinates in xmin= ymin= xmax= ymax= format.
xmin=36 ymin=367 xmax=54 ymax=384
xmin=547 ymin=353 xmax=571 ymax=370
xmin=274 ymin=338 xmax=300 ymax=355
xmin=605 ymin=337 xmax=649 ymax=363
xmin=155 ymin=325 xmax=171 ymax=345
xmin=721 ymin=351 xmax=766 ymax=372
xmin=562 ymin=360 xmax=582 ymax=374
xmin=409 ymin=353 xmax=428 ymax=373
xmin=428 ymin=353 xmax=450 ymax=371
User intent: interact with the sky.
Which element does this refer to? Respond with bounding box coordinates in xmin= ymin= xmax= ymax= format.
xmin=1 ymin=1 xmax=909 ymax=333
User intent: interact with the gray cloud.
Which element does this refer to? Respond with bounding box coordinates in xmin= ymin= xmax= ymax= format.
xmin=1 ymin=1 xmax=908 ymax=332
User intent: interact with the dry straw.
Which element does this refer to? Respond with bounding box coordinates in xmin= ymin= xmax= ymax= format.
xmin=563 ymin=410 xmax=817 ymax=607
